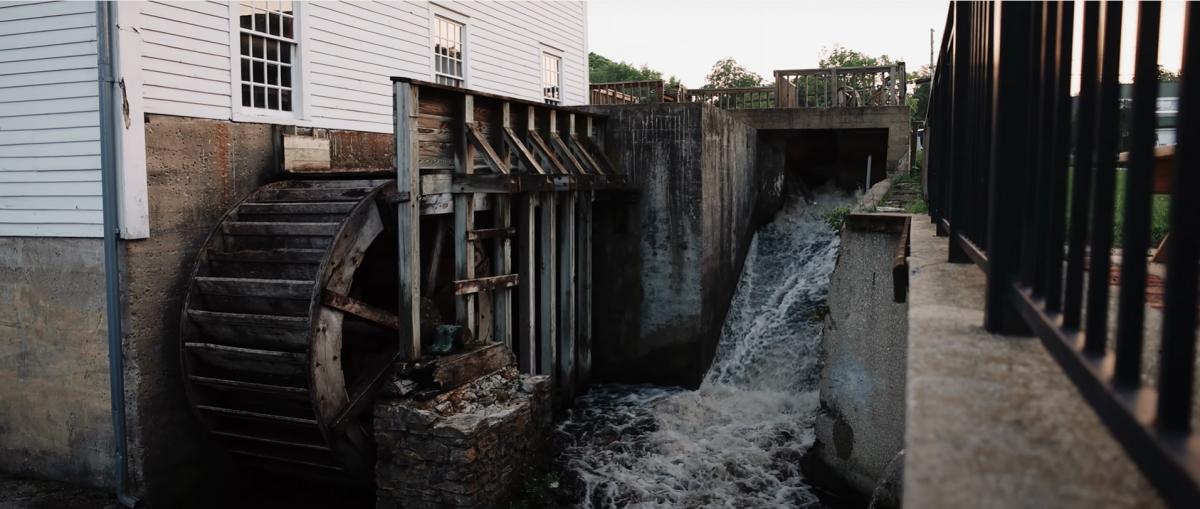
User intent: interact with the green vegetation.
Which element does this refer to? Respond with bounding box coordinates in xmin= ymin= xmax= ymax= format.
xmin=822 ymin=206 xmax=851 ymax=231
xmin=905 ymin=199 xmax=929 ymax=214
xmin=818 ymin=45 xmax=896 ymax=68
xmin=589 ymin=52 xmax=680 ymax=88
xmin=1065 ymin=168 xmax=1170 ymax=247
xmin=702 ymin=57 xmax=767 ymax=88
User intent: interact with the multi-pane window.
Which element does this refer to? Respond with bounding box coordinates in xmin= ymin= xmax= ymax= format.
xmin=543 ymin=53 xmax=562 ymax=105
xmin=238 ymin=1 xmax=295 ymax=112
xmin=433 ymin=17 xmax=465 ymax=87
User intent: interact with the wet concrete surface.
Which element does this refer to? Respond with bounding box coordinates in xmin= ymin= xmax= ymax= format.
xmin=0 ymin=474 xmax=117 ymax=509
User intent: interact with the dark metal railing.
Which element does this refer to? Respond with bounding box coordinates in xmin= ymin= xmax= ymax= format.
xmin=925 ymin=1 xmax=1199 ymax=506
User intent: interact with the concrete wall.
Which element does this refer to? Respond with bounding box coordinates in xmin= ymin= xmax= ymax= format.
xmin=0 ymin=238 xmax=113 ymax=488
xmin=120 ymin=114 xmax=281 ymax=505
xmin=585 ymin=103 xmax=783 ymax=387
xmin=728 ymin=106 xmax=912 ymax=176
xmin=806 ymin=214 xmax=908 ymax=507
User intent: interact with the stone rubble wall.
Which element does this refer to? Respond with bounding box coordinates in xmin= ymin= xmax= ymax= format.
xmin=375 ymin=367 xmax=553 ymax=509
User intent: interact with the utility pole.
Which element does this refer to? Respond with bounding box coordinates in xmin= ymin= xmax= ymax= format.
xmin=930 ymin=28 xmax=935 ymax=73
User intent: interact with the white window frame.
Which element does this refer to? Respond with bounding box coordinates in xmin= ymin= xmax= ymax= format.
xmin=542 ymin=49 xmax=563 ymax=105
xmin=228 ymin=1 xmax=310 ymax=124
xmin=428 ymin=5 xmax=469 ymax=88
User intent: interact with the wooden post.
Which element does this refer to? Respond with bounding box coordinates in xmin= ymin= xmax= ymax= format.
xmin=518 ymin=195 xmax=537 ymax=373
xmin=538 ymin=195 xmax=557 ymax=379
xmin=394 ymin=80 xmax=421 ymax=360
xmin=553 ymin=110 xmax=576 ymax=394
xmin=533 ymin=106 xmax=556 ymax=379
xmin=578 ymin=117 xmax=595 ymax=386
xmin=456 ymin=94 xmax=477 ymax=336
xmin=494 ymin=103 xmax=513 ymax=350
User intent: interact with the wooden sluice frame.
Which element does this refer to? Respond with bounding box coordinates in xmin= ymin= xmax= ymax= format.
xmin=392 ymin=78 xmax=622 ymax=396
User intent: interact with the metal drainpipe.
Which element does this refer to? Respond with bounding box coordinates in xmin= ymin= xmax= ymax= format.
xmin=96 ymin=1 xmax=141 ymax=507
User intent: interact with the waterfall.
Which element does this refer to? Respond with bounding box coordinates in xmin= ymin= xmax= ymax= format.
xmin=559 ymin=193 xmax=847 ymax=508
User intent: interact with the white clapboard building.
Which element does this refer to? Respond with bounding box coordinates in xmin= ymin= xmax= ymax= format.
xmin=1 ymin=0 xmax=588 ymax=238
xmin=0 ymin=0 xmax=587 ymax=498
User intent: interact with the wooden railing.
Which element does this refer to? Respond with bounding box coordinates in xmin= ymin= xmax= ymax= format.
xmin=774 ymin=63 xmax=907 ymax=108
xmin=684 ymin=87 xmax=776 ymax=109
xmin=588 ymin=64 xmax=906 ymax=110
xmin=589 ymin=80 xmax=686 ymax=105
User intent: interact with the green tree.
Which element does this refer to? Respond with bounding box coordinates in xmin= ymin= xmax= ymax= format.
xmin=588 ymin=52 xmax=680 ymax=89
xmin=907 ymin=65 xmax=932 ymax=122
xmin=818 ymin=44 xmax=895 ymax=69
xmin=703 ymin=57 xmax=766 ymax=89
xmin=1157 ymin=64 xmax=1180 ymax=82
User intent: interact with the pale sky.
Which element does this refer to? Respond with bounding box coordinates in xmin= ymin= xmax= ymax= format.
xmin=586 ymin=0 xmax=1187 ymax=89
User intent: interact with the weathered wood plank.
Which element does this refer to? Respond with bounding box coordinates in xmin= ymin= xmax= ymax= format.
xmin=504 ymin=127 xmax=546 ymax=175
xmin=577 ymin=193 xmax=593 ymax=386
xmin=184 ymin=342 xmax=307 ymax=377
xmin=466 ymin=124 xmax=511 ymax=174
xmin=395 ymin=80 xmax=422 ymax=360
xmin=538 ymin=195 xmax=557 ymax=378
xmin=222 ymin=221 xmax=340 ymax=237
xmin=322 ymin=289 xmax=401 ymax=330
xmin=557 ymin=193 xmax=576 ymax=396
xmin=518 ymin=196 xmax=537 ymax=374
xmin=456 ymin=94 xmax=477 ymax=335
xmin=528 ymin=130 xmax=568 ymax=175
xmin=467 ymin=227 xmax=515 ymax=241
xmin=194 ymin=276 xmax=313 ymax=299
xmin=452 ymin=274 xmax=520 ymax=295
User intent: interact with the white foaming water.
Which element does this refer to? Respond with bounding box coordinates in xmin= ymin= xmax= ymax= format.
xmin=559 ymin=194 xmax=847 ymax=508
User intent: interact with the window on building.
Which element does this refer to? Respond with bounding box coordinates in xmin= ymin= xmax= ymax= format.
xmin=433 ymin=16 xmax=465 ymax=87
xmin=238 ymin=1 xmax=295 ymax=112
xmin=543 ymin=53 xmax=562 ymax=105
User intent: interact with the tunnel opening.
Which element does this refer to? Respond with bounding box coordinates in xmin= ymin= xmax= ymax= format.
xmin=762 ymin=128 xmax=890 ymax=196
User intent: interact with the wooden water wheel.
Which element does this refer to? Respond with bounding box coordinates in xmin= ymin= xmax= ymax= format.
xmin=179 ymin=179 xmax=402 ymax=481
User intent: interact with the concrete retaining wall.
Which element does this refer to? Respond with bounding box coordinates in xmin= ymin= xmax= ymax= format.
xmin=806 ymin=213 xmax=908 ymax=507
xmin=728 ymin=106 xmax=912 ymax=176
xmin=121 ymin=114 xmax=282 ymax=505
xmin=0 ymin=238 xmax=112 ymax=488
xmin=584 ymin=103 xmax=783 ymax=387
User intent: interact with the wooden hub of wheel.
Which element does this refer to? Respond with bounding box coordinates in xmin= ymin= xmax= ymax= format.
xmin=179 ymin=179 xmax=402 ymax=481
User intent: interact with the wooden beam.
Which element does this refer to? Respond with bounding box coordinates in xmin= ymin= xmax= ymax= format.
xmin=393 ymin=80 xmax=422 ymax=360
xmin=518 ymin=196 xmax=537 ymax=374
xmin=456 ymin=94 xmax=477 ymax=335
xmin=322 ymin=289 xmax=400 ymax=330
xmin=467 ymin=227 xmax=515 ymax=241
xmin=421 ymin=173 xmax=519 ymax=195
xmin=538 ymin=194 xmax=557 ymax=378
xmin=452 ymin=274 xmax=520 ymax=295
xmin=504 ymin=127 xmax=546 ymax=175
xmin=528 ymin=130 xmax=568 ymax=175
xmin=466 ymin=124 xmax=511 ymax=174
xmin=495 ymin=102 xmax=515 ymax=350
xmin=557 ymin=192 xmax=576 ymax=397
xmin=577 ymin=192 xmax=593 ymax=386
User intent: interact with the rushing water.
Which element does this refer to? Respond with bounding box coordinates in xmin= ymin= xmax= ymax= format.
xmin=558 ymin=194 xmax=847 ymax=509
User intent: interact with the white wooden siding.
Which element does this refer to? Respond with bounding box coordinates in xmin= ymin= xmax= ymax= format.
xmin=135 ymin=0 xmax=588 ymax=133
xmin=0 ymin=0 xmax=102 ymax=237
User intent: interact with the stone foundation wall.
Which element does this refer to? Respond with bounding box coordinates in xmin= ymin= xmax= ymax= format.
xmin=375 ymin=368 xmax=553 ymax=509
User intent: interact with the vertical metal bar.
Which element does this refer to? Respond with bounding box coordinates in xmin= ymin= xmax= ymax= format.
xmin=1084 ymin=0 xmax=1123 ymax=354
xmin=984 ymin=0 xmax=1034 ymax=332
xmin=394 ymin=81 xmax=422 ymax=360
xmin=1114 ymin=1 xmax=1161 ymax=387
xmin=1017 ymin=2 xmax=1046 ymax=289
xmin=1029 ymin=1 xmax=1055 ymax=297
xmin=1064 ymin=0 xmax=1102 ymax=331
xmin=947 ymin=0 xmax=972 ymax=263
xmin=1044 ymin=1 xmax=1075 ymax=313
xmin=1157 ymin=0 xmax=1200 ymax=433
